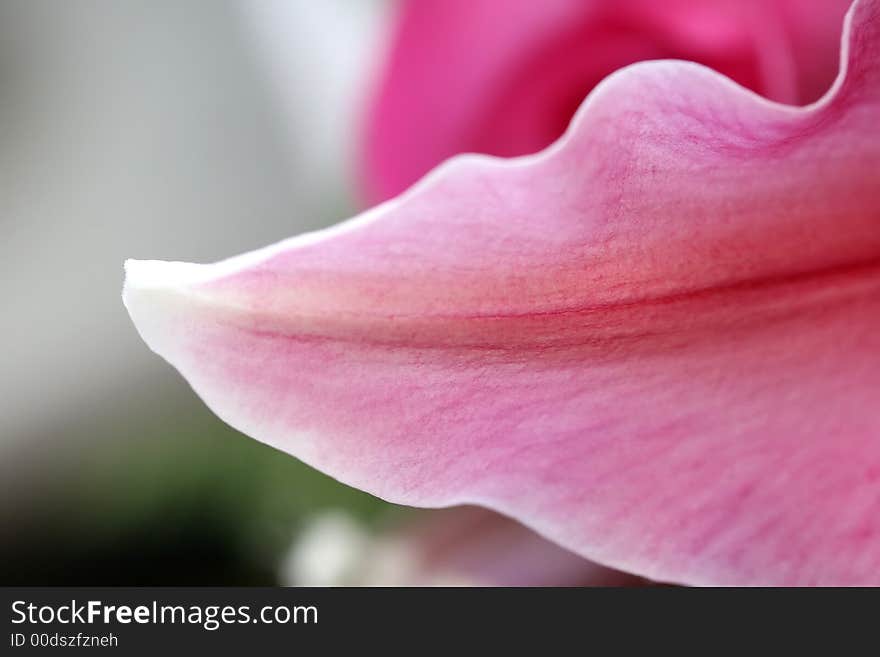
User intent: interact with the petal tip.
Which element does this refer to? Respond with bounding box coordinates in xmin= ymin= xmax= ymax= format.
xmin=122 ymin=258 xmax=215 ymax=355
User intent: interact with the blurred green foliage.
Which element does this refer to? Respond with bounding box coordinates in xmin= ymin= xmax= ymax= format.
xmin=1 ymin=400 xmax=396 ymax=585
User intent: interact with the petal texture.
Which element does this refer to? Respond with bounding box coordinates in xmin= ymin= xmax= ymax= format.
xmin=361 ymin=0 xmax=852 ymax=203
xmin=125 ymin=0 xmax=880 ymax=585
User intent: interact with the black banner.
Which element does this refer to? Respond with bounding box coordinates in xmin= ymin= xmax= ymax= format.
xmin=0 ymin=587 xmax=870 ymax=652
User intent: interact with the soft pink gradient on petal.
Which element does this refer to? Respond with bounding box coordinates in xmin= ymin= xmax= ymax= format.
xmin=125 ymin=0 xmax=880 ymax=586
xmin=361 ymin=0 xmax=852 ymax=204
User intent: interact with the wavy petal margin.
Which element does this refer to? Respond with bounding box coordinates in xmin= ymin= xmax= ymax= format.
xmin=124 ymin=0 xmax=880 ymax=585
xmin=361 ymin=0 xmax=852 ymax=204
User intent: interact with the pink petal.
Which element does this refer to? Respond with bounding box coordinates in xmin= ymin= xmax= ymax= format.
xmin=361 ymin=0 xmax=852 ymax=204
xmin=124 ymin=0 xmax=880 ymax=586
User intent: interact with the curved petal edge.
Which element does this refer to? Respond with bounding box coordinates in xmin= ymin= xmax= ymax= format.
xmin=125 ymin=0 xmax=880 ymax=586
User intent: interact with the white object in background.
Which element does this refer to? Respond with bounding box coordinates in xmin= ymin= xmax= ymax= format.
xmin=280 ymin=512 xmax=376 ymax=586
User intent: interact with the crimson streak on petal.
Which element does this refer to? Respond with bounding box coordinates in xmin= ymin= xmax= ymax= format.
xmin=125 ymin=0 xmax=880 ymax=585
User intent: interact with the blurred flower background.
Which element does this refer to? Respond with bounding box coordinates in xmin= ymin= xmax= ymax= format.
xmin=0 ymin=0 xmax=402 ymax=585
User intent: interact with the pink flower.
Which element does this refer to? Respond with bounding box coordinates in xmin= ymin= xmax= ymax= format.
xmin=124 ymin=0 xmax=880 ymax=585
xmin=361 ymin=0 xmax=851 ymax=204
